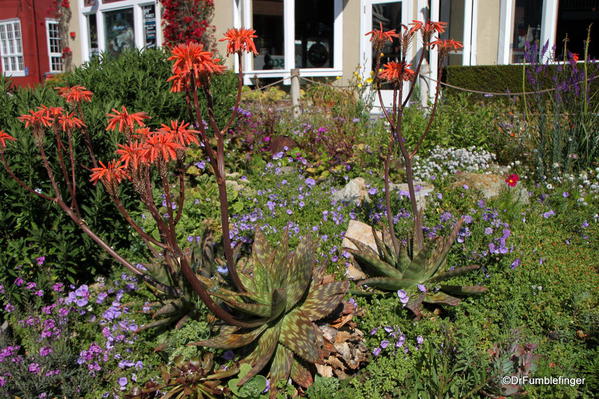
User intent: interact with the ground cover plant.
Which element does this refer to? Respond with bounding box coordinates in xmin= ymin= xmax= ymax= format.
xmin=0 ymin=9 xmax=598 ymax=399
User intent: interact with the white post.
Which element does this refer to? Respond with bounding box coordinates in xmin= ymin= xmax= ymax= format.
xmin=540 ymin=0 xmax=559 ymax=62
xmin=291 ymin=68 xmax=301 ymax=118
xmin=497 ymin=0 xmax=515 ymax=65
xmin=462 ymin=0 xmax=472 ymax=66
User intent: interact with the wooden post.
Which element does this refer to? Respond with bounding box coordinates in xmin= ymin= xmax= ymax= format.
xmin=291 ymin=68 xmax=301 ymax=118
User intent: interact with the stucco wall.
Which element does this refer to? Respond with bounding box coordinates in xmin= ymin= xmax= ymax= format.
xmin=476 ymin=0 xmax=500 ymax=65
xmin=69 ymin=1 xmax=83 ymax=68
xmin=213 ymin=0 xmax=235 ymax=68
xmin=341 ymin=0 xmax=361 ymax=83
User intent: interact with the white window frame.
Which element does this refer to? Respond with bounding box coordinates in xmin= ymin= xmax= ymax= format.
xmin=238 ymin=0 xmax=344 ymax=84
xmin=498 ymin=0 xmax=558 ymax=64
xmin=46 ymin=19 xmax=64 ymax=73
xmin=0 ymin=18 xmax=25 ymax=77
xmin=79 ymin=0 xmax=162 ymax=63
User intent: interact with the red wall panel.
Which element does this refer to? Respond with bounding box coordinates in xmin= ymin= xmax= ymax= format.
xmin=0 ymin=0 xmax=60 ymax=87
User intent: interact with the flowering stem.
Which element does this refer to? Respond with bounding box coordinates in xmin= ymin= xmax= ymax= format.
xmin=411 ymin=59 xmax=443 ymax=157
xmin=383 ymin=146 xmax=400 ymax=253
xmin=0 ymin=153 xmax=55 ymax=202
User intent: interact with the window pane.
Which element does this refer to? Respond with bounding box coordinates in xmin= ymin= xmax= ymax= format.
xmin=142 ymin=5 xmax=157 ymax=48
xmin=88 ymin=14 xmax=99 ymax=56
xmin=104 ymin=8 xmax=135 ymax=56
xmin=372 ymin=2 xmax=402 ymax=66
xmin=556 ymin=1 xmax=599 ymax=60
xmin=0 ymin=26 xmax=6 ymax=54
xmin=17 ymin=56 xmax=23 ymax=70
xmin=512 ymin=0 xmax=543 ymax=63
xmin=439 ymin=0 xmax=465 ymax=65
xmin=10 ymin=57 xmax=16 ymax=71
xmin=253 ymin=0 xmax=285 ymax=70
xmin=295 ymin=0 xmax=334 ymax=68
xmin=3 ymin=57 xmax=9 ymax=71
xmin=7 ymin=24 xmax=14 ymax=54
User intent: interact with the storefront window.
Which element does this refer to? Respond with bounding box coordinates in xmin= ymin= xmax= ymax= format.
xmin=88 ymin=14 xmax=99 ymax=57
xmin=104 ymin=8 xmax=135 ymax=56
xmin=252 ymin=0 xmax=284 ymax=70
xmin=512 ymin=0 xmax=543 ymax=63
xmin=142 ymin=5 xmax=157 ymax=48
xmin=295 ymin=0 xmax=334 ymax=68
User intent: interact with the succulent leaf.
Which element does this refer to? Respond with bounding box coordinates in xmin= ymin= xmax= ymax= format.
xmin=300 ymin=280 xmax=349 ymax=321
xmin=285 ymin=238 xmax=314 ymax=310
xmin=440 ymin=285 xmax=488 ymax=295
xmin=428 ymin=265 xmax=481 ymax=283
xmin=280 ymin=309 xmax=321 ymax=363
xmin=269 ymin=345 xmax=293 ymax=389
xmin=239 ymin=322 xmax=282 ymax=385
xmin=346 ymin=247 xmax=403 ymax=279
xmin=358 ymin=276 xmax=404 ymax=290
xmin=290 ymin=358 xmax=314 ymax=388
xmin=190 ymin=324 xmax=268 ymax=349
xmin=423 ymin=291 xmax=461 ymax=306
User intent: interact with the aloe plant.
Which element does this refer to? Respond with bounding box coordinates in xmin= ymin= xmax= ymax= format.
xmin=191 ymin=230 xmax=348 ymax=391
xmin=346 ymin=219 xmax=486 ymax=317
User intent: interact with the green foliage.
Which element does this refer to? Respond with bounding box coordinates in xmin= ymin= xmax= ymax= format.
xmin=193 ymin=231 xmax=348 ymax=390
xmin=228 ymin=364 xmax=268 ymax=399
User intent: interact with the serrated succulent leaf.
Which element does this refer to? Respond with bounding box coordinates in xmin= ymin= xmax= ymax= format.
xmin=345 ymin=237 xmax=379 ymax=258
xmin=429 ymin=265 xmax=480 ymax=282
xmin=190 ymin=324 xmax=267 ymax=349
xmin=252 ymin=229 xmax=271 ymax=270
xmin=238 ymin=322 xmax=282 ymax=385
xmin=346 ymin=248 xmax=403 ymax=279
xmin=269 ymin=288 xmax=287 ymax=321
xmin=430 ymin=219 xmax=464 ymax=274
xmin=402 ymin=239 xmax=437 ymax=281
xmin=406 ymin=293 xmax=425 ymax=318
xmin=290 ymin=358 xmax=313 ymax=388
xmin=269 ymin=344 xmax=293 ymax=388
xmin=358 ymin=277 xmax=404 ymax=290
xmin=217 ymin=297 xmax=272 ymax=318
xmin=423 ymin=292 xmax=461 ymax=306
xmin=285 ymin=237 xmax=315 ymax=310
xmin=441 ymin=285 xmax=488 ymax=296
xmin=280 ymin=309 xmax=320 ymax=363
xmin=300 ymin=281 xmax=348 ymax=321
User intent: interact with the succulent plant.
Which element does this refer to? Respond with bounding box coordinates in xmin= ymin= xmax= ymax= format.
xmin=345 ymin=219 xmax=487 ymax=317
xmin=191 ymin=230 xmax=348 ymax=392
xmin=125 ymin=353 xmax=232 ymax=399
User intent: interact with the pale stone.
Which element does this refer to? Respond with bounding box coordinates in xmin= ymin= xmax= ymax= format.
xmin=332 ymin=177 xmax=369 ymax=205
xmin=453 ymin=172 xmax=529 ymax=204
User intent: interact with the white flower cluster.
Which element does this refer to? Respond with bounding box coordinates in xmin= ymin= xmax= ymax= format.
xmin=552 ymin=168 xmax=599 ymax=195
xmin=412 ymin=146 xmax=496 ymax=181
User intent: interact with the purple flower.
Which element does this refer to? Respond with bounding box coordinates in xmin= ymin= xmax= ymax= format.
xmin=25 ymin=282 xmax=37 ymax=290
xmin=484 ymin=227 xmax=493 ymax=235
xmin=462 ymin=184 xmax=469 ymax=190
xmin=36 ymin=256 xmax=46 ymax=266
xmin=96 ymin=292 xmax=108 ymax=304
xmin=380 ymin=340 xmax=389 ymax=349
xmin=118 ymin=377 xmax=128 ymax=390
xmin=463 ymin=215 xmax=473 ymax=224
xmin=395 ymin=335 xmax=406 ymax=347
xmin=14 ymin=277 xmax=24 ymax=286
xmin=370 ymin=328 xmax=378 ymax=335
xmin=39 ymin=347 xmax=53 ymax=357
xmin=222 ymin=350 xmax=235 ymax=361
xmin=416 ymin=336 xmax=424 ymax=345
xmin=397 ymin=290 xmax=409 ymax=305
xmin=368 ymin=187 xmax=378 ymax=195
xmin=511 ymin=258 xmax=521 ymax=269
xmin=194 ymin=161 xmax=206 ymax=170
xmin=305 ymin=178 xmax=316 ymax=187
xmin=28 ymin=362 xmax=41 ymax=374
xmin=417 ymin=284 xmax=427 ymax=293
xmin=543 ymin=210 xmax=555 ymax=218
xmin=562 ymin=192 xmax=569 ymax=198
xmin=4 ymin=303 xmax=14 ymax=312
xmin=372 ymin=347 xmax=382 ymax=356
xmin=581 ymin=220 xmax=589 ymax=228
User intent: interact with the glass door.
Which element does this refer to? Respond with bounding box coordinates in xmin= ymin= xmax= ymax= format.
xmin=362 ymin=0 xmax=410 ymax=112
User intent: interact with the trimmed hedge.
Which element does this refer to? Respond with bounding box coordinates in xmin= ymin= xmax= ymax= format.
xmin=444 ymin=63 xmax=599 ymax=96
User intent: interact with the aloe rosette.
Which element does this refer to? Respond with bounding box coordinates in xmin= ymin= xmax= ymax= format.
xmin=191 ymin=230 xmax=348 ymax=389
xmin=346 ymin=219 xmax=487 ymax=316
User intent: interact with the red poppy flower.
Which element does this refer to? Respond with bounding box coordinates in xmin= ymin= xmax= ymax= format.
xmin=220 ymin=28 xmax=258 ymax=55
xmin=56 ymin=85 xmax=93 ymax=103
xmin=90 ymin=160 xmax=128 ymax=185
xmin=106 ymin=106 xmax=149 ymax=133
xmin=379 ymin=62 xmax=415 ymax=82
xmin=0 ymin=130 xmax=16 ymax=148
xmin=505 ymin=174 xmax=520 ymax=187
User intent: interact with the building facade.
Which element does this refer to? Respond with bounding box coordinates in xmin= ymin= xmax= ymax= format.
xmin=0 ymin=0 xmax=67 ymax=86
xmin=2 ymin=1 xmax=598 ymax=89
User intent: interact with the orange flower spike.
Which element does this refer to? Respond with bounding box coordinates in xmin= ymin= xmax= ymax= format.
xmin=379 ymin=62 xmax=415 ymax=82
xmin=168 ymin=42 xmax=226 ymax=76
xmin=90 ymin=159 xmax=128 ymax=186
xmin=0 ymin=130 xmax=17 ymax=148
xmin=58 ymin=112 xmax=86 ymax=132
xmin=56 ymin=85 xmax=93 ymax=103
xmin=18 ymin=108 xmax=53 ymax=129
xmin=366 ymin=22 xmax=399 ymax=45
xmin=430 ymin=39 xmax=463 ymax=51
xmin=221 ymin=28 xmax=258 ymax=55
xmin=159 ymin=120 xmax=199 ymax=146
xmin=409 ymin=20 xmax=424 ymax=34
xmin=132 ymin=127 xmax=153 ymax=141
xmin=106 ymin=106 xmax=150 ymax=133
xmin=424 ymin=21 xmax=447 ymax=34
xmin=116 ymin=141 xmax=144 ymax=169
xmin=143 ymin=132 xmax=183 ymax=164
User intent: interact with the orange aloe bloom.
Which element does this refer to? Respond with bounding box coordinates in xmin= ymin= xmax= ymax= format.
xmin=132 ymin=127 xmax=153 ymax=141
xmin=0 ymin=130 xmax=16 ymax=148
xmin=167 ymin=42 xmax=226 ymax=92
xmin=158 ymin=120 xmax=199 ymax=146
xmin=142 ymin=132 xmax=184 ymax=164
xmin=90 ymin=160 xmax=128 ymax=185
xmin=379 ymin=62 xmax=415 ymax=82
xmin=409 ymin=20 xmax=424 ymax=34
xmin=18 ymin=108 xmax=53 ymax=129
xmin=58 ymin=112 xmax=86 ymax=131
xmin=116 ymin=141 xmax=145 ymax=169
xmin=430 ymin=39 xmax=463 ymax=51
xmin=366 ymin=22 xmax=399 ymax=45
xmin=424 ymin=21 xmax=447 ymax=34
xmin=106 ymin=106 xmax=150 ymax=133
xmin=56 ymin=85 xmax=93 ymax=103
xmin=221 ymin=28 xmax=258 ymax=55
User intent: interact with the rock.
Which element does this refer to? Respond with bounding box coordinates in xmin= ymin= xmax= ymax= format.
xmin=389 ymin=182 xmax=434 ymax=210
xmin=342 ymin=220 xmax=378 ymax=253
xmin=332 ymin=177 xmax=369 ymax=205
xmin=453 ymin=172 xmax=529 ymax=204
